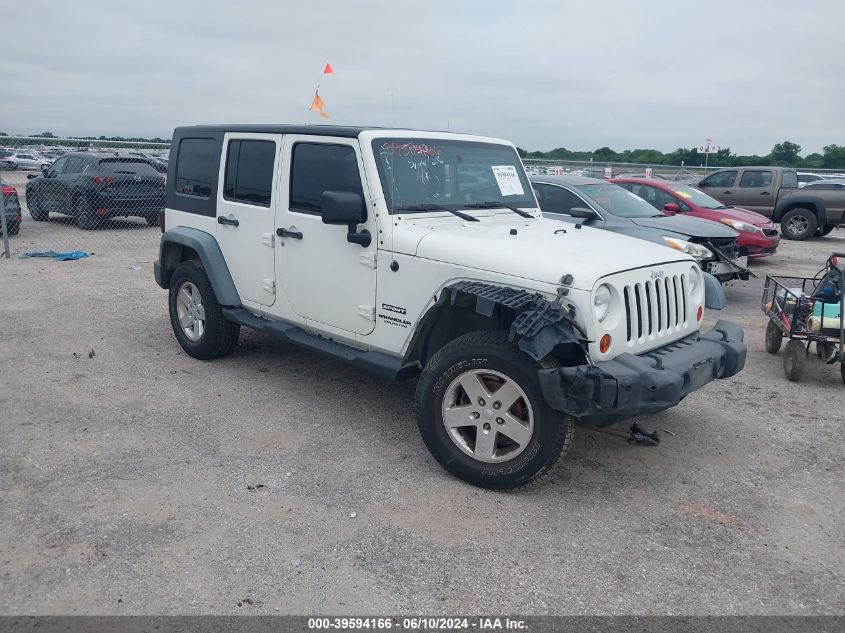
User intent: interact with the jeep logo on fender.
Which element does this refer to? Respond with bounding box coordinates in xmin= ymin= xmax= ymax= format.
xmin=650 ymin=270 xmax=665 ymax=279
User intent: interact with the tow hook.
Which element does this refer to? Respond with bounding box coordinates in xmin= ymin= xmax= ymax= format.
xmin=629 ymin=422 xmax=660 ymax=445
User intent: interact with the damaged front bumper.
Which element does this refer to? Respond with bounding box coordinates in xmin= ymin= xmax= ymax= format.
xmin=538 ymin=319 xmax=746 ymax=426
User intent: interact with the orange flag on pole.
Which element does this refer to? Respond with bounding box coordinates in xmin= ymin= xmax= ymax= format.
xmin=309 ymin=90 xmax=329 ymax=118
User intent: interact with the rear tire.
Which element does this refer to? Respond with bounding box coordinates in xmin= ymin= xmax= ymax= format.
xmin=415 ymin=329 xmax=574 ymax=490
xmin=27 ymin=191 xmax=49 ymax=221
xmin=783 ymin=340 xmax=806 ymax=382
xmin=75 ymin=196 xmax=98 ymax=230
xmin=765 ymin=320 xmax=783 ymax=354
xmin=816 ymin=341 xmax=837 ymax=362
xmin=780 ymin=208 xmax=817 ymax=241
xmin=168 ymin=260 xmax=240 ymax=360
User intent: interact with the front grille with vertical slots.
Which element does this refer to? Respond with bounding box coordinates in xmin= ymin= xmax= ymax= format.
xmin=623 ymin=273 xmax=690 ymax=343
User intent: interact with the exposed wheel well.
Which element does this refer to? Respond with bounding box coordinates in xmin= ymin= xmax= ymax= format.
xmin=776 ymin=202 xmax=820 ymax=222
xmin=405 ymin=295 xmax=587 ymax=370
xmin=406 ymin=304 xmax=512 ymax=368
xmin=159 ymin=243 xmax=200 ymax=288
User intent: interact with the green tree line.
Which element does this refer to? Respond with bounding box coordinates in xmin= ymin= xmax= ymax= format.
xmin=517 ymin=141 xmax=845 ymax=170
xmin=0 ymin=131 xmax=170 ymax=144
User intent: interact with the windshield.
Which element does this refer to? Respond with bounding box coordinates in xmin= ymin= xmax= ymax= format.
xmin=371 ymin=139 xmax=536 ymax=214
xmin=576 ymin=183 xmax=663 ymax=218
xmin=666 ymin=183 xmax=728 ymax=209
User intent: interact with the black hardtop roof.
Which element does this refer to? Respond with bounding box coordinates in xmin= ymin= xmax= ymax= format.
xmin=173 ymin=124 xmax=401 ymax=138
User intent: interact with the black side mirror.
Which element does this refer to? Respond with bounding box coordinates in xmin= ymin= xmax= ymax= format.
xmin=321 ymin=191 xmax=370 ymax=246
xmin=569 ymin=206 xmax=595 ymax=219
xmin=27 ymin=173 xmax=39 ymax=180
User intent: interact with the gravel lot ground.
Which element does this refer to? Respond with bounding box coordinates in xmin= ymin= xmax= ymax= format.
xmin=1 ymin=172 xmax=843 ymax=615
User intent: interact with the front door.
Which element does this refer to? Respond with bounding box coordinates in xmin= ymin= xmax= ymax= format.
xmin=215 ymin=133 xmax=281 ymax=306
xmin=699 ymin=170 xmax=738 ymax=206
xmin=275 ymin=136 xmax=377 ymax=336
xmin=731 ymin=169 xmax=775 ymax=213
xmin=40 ymin=156 xmax=68 ymax=211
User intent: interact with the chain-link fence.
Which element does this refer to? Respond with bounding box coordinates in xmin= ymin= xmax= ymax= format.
xmin=0 ymin=140 xmax=169 ymax=260
xmin=2 ymin=137 xmax=843 ymax=260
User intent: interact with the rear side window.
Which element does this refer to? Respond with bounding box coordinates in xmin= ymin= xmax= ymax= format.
xmin=99 ymin=160 xmax=159 ymax=176
xmin=781 ymin=171 xmax=799 ymax=188
xmin=175 ymin=138 xmax=217 ymax=199
xmin=224 ymin=140 xmax=276 ymax=207
xmin=739 ymin=170 xmax=772 ymax=188
xmin=289 ymin=143 xmax=363 ymax=214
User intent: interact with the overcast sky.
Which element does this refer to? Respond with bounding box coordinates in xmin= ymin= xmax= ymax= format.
xmin=1 ymin=0 xmax=843 ymax=155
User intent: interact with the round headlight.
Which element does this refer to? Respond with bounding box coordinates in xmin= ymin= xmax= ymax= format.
xmin=594 ymin=283 xmax=612 ymax=322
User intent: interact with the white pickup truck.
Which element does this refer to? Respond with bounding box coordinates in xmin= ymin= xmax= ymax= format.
xmin=154 ymin=125 xmax=746 ymax=489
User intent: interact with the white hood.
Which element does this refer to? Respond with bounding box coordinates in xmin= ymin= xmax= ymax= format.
xmin=390 ymin=214 xmax=693 ymax=290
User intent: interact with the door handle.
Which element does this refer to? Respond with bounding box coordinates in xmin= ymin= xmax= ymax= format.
xmin=218 ymin=215 xmax=239 ymax=227
xmin=722 ymin=191 xmax=732 ymax=194
xmin=276 ymin=227 xmax=303 ymax=240
xmin=760 ymin=191 xmax=770 ymax=195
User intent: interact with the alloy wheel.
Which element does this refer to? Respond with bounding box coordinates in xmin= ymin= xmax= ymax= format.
xmin=175 ymin=281 xmax=206 ymax=342
xmin=441 ymin=369 xmax=534 ymax=463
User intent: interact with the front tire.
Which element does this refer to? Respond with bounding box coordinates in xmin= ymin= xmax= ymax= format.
xmin=415 ymin=330 xmax=574 ymax=489
xmin=765 ymin=320 xmax=783 ymax=354
xmin=168 ymin=260 xmax=240 ymax=360
xmin=783 ymin=339 xmax=806 ymax=382
xmin=780 ymin=208 xmax=818 ymax=241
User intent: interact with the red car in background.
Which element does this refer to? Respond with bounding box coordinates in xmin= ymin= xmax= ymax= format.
xmin=612 ymin=178 xmax=780 ymax=259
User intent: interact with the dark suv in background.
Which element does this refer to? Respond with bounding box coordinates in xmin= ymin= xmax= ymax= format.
xmin=25 ymin=153 xmax=165 ymax=229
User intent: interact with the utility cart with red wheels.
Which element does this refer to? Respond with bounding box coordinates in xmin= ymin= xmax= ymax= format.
xmin=761 ymin=253 xmax=845 ymax=384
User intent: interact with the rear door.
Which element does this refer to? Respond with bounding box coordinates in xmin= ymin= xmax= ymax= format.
xmin=215 ymin=133 xmax=281 ymax=307
xmin=731 ymin=169 xmax=775 ymax=212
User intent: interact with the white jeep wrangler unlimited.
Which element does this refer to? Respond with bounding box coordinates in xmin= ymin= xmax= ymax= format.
xmin=155 ymin=125 xmax=746 ymax=489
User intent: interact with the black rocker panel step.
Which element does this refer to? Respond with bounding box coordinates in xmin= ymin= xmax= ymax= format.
xmin=221 ymin=307 xmax=413 ymax=381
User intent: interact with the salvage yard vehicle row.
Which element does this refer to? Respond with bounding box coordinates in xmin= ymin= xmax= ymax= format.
xmin=155 ymin=124 xmax=746 ymax=489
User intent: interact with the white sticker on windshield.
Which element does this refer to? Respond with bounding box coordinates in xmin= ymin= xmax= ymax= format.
xmin=491 ymin=165 xmax=524 ymax=197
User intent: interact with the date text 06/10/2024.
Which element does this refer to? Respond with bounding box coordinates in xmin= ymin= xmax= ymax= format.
xmin=307 ymin=617 xmax=528 ymax=630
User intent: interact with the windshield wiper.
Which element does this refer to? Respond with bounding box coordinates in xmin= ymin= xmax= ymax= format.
xmin=464 ymin=201 xmax=533 ymax=218
xmin=394 ymin=203 xmax=479 ymax=222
